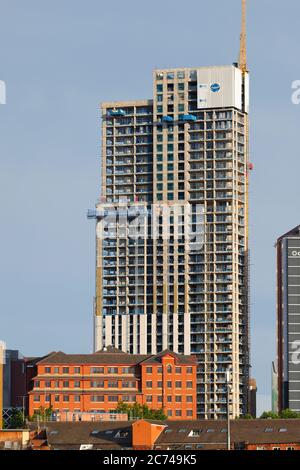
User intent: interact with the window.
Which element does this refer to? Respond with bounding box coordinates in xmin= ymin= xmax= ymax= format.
xmin=45 ymin=367 xmax=51 ymax=373
xmin=178 ymin=82 xmax=185 ymax=90
xmin=91 ymin=381 xmax=104 ymax=388
xmin=122 ymin=381 xmax=136 ymax=388
xmin=157 ymin=381 xmax=162 ymax=388
xmin=186 ymin=410 xmax=193 ymax=417
xmin=175 ymin=367 xmax=181 ymax=374
xmin=91 ymin=395 xmax=105 ymax=402
xmin=91 ymin=367 xmax=104 ymax=374
xmin=62 ymin=367 xmax=69 ymax=374
xmin=167 ymin=410 xmax=172 ymax=417
xmin=178 ymin=103 xmax=184 ymax=112
xmin=186 ymin=367 xmax=193 ymax=374
xmin=63 ymin=395 xmax=70 ymax=402
xmin=146 ymin=381 xmax=153 ymax=388
xmin=122 ymin=367 xmax=134 ymax=374
xmin=157 ymin=84 xmax=163 ymax=92
xmin=167 ymin=72 xmax=174 ymax=79
xmin=167 ymin=193 xmax=174 ymax=201
xmin=175 ymin=381 xmax=182 ymax=388
xmin=167 ymin=396 xmax=172 ymax=402
xmin=54 ymin=395 xmax=59 ymax=402
xmin=108 ymin=396 xmax=118 ymax=402
xmin=177 ymin=71 xmax=185 ymax=79
xmin=157 ymin=183 xmax=163 ymax=191
xmin=146 ymin=367 xmax=152 ymax=374
xmin=45 ymin=381 xmax=51 ymax=387
xmin=63 ymin=381 xmax=69 ymax=388
xmin=157 ymin=396 xmax=162 ymax=403
xmin=146 ymin=396 xmax=152 ymax=402
xmin=45 ymin=394 xmax=51 ymax=402
xmin=108 ymin=381 xmax=118 ymax=388
xmin=34 ymin=395 xmax=40 ymax=402
xmin=175 ymin=396 xmax=182 ymax=402
xmin=74 ymin=396 xmax=80 ymax=402
xmin=167 ymin=183 xmax=174 ymax=191
xmin=35 ymin=380 xmax=40 ymax=388
xmin=186 ymin=381 xmax=193 ymax=388
xmin=167 ymin=365 xmax=172 ymax=373
xmin=74 ymin=381 xmax=81 ymax=388
xmin=167 ymin=381 xmax=172 ymax=388
xmin=157 ymin=164 xmax=163 ymax=172
xmin=54 ymin=367 xmax=59 ymax=374
xmin=186 ymin=396 xmax=193 ymax=403
xmin=74 ymin=367 xmax=81 ymax=374
xmin=108 ymin=367 xmax=118 ymax=374
xmin=190 ymin=429 xmax=202 ymax=437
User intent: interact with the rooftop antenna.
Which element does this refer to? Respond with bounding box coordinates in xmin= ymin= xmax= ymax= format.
xmin=239 ymin=0 xmax=248 ymax=73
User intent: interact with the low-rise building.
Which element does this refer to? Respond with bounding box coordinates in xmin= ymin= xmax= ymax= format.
xmin=132 ymin=419 xmax=300 ymax=450
xmin=28 ymin=347 xmax=197 ymax=420
xmin=24 ymin=419 xmax=300 ymax=451
xmin=0 ymin=429 xmax=30 ymax=450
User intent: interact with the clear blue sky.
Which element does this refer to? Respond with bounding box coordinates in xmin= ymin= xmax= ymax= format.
xmin=1 ymin=0 xmax=300 ymax=415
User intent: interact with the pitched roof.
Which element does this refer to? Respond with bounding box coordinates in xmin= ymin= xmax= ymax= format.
xmin=36 ymin=348 xmax=196 ymax=366
xmin=276 ymin=225 xmax=300 ymax=244
xmin=140 ymin=350 xmax=197 ymax=365
xmin=153 ymin=419 xmax=300 ymax=449
xmin=43 ymin=422 xmax=132 ymax=450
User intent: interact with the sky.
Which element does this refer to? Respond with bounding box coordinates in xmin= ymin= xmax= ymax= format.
xmin=1 ymin=0 xmax=300 ymax=416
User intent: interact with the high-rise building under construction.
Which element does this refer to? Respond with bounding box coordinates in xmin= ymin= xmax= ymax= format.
xmin=89 ymin=0 xmax=251 ymax=418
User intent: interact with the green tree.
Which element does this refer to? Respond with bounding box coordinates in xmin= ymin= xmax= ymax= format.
xmin=8 ymin=408 xmax=25 ymax=429
xmin=260 ymin=411 xmax=279 ymax=419
xmin=30 ymin=405 xmax=53 ymax=422
xmin=280 ymin=409 xmax=300 ymax=419
xmin=116 ymin=402 xmax=167 ymax=421
xmin=236 ymin=413 xmax=253 ymax=420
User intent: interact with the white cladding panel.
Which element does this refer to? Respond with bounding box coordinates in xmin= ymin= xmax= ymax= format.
xmin=197 ymin=66 xmax=248 ymax=111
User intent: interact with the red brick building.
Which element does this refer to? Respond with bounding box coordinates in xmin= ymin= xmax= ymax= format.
xmin=28 ymin=347 xmax=197 ymax=420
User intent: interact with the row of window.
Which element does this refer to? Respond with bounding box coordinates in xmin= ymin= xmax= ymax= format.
xmin=32 ymin=394 xmax=194 ymax=404
xmin=42 ymin=366 xmax=136 ymax=375
xmin=145 ymin=381 xmax=193 ymax=389
xmin=34 ymin=380 xmax=137 ymax=389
